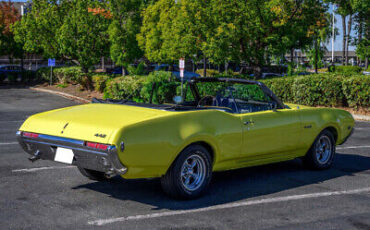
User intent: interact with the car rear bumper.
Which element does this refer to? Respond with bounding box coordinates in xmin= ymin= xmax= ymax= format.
xmin=16 ymin=131 xmax=127 ymax=176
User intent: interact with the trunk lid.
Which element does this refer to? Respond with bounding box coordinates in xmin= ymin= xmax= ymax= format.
xmin=19 ymin=103 xmax=169 ymax=144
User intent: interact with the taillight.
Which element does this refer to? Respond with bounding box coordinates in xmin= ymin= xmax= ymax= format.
xmin=85 ymin=141 xmax=109 ymax=150
xmin=22 ymin=132 xmax=39 ymax=138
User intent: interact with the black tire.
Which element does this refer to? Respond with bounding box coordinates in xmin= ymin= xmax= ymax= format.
xmin=161 ymin=144 xmax=213 ymax=199
xmin=303 ymin=130 xmax=336 ymax=170
xmin=77 ymin=167 xmax=109 ymax=181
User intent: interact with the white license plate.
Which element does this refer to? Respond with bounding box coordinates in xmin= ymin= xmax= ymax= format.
xmin=54 ymin=147 xmax=74 ymax=164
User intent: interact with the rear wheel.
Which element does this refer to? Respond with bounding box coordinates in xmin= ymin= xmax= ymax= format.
xmin=161 ymin=145 xmax=212 ymax=199
xmin=303 ymin=130 xmax=336 ymax=170
xmin=77 ymin=167 xmax=109 ymax=181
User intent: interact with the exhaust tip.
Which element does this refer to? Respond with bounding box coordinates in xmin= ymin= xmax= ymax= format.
xmin=28 ymin=150 xmax=41 ymax=162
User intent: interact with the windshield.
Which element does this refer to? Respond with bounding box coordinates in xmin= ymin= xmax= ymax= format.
xmin=184 ymin=82 xmax=276 ymax=113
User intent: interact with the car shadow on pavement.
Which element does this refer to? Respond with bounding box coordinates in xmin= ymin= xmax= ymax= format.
xmin=72 ymin=152 xmax=370 ymax=210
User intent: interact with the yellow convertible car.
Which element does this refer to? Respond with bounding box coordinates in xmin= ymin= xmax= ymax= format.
xmin=17 ymin=78 xmax=354 ymax=199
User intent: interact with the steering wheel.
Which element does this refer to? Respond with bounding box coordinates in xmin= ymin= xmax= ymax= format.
xmin=198 ymin=95 xmax=217 ymax=107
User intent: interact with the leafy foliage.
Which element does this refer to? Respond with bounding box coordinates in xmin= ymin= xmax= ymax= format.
xmin=108 ymin=0 xmax=144 ymax=71
xmin=334 ymin=66 xmax=363 ymax=74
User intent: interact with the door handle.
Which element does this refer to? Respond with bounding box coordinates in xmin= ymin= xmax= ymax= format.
xmin=244 ymin=121 xmax=255 ymax=125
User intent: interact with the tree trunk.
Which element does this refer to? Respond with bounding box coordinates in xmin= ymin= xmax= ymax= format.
xmin=346 ymin=14 xmax=352 ymax=66
xmin=366 ymin=58 xmax=369 ymax=70
xmin=357 ymin=15 xmax=362 ymax=66
xmin=203 ymin=57 xmax=207 ymax=77
xmin=314 ymin=40 xmax=318 ymax=74
xmin=341 ymin=15 xmax=346 ymax=65
xmin=122 ymin=66 xmax=125 ymax=76
xmin=290 ymin=48 xmax=294 ymax=63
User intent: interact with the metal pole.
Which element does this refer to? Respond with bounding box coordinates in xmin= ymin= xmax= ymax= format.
xmin=50 ymin=66 xmax=53 ymax=85
xmin=181 ymin=78 xmax=183 ymax=98
xmin=332 ymin=4 xmax=335 ymax=63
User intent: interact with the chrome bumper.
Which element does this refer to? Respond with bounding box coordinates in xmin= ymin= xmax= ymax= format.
xmin=16 ymin=131 xmax=127 ymax=176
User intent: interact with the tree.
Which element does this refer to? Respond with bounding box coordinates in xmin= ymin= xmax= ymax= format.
xmin=326 ymin=0 xmax=353 ymax=65
xmin=204 ymin=0 xmax=327 ymax=77
xmin=139 ymin=0 xmax=328 ymax=78
xmin=305 ymin=12 xmax=332 ymax=73
xmin=13 ymin=0 xmax=110 ymax=72
xmin=352 ymin=0 xmax=369 ymax=68
xmin=0 ymin=1 xmax=22 ymax=64
xmin=108 ymin=0 xmax=144 ymax=76
xmin=12 ymin=0 xmax=66 ymax=59
xmin=57 ymin=0 xmax=111 ymax=72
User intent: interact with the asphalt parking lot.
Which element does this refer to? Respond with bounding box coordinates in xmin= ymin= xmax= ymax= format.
xmin=0 ymin=86 xmax=369 ymax=230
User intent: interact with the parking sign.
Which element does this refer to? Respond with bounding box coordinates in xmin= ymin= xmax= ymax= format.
xmin=48 ymin=59 xmax=56 ymax=67
xmin=179 ymin=58 xmax=185 ymax=70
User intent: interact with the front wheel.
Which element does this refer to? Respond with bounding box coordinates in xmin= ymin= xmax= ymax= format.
xmin=161 ymin=145 xmax=213 ymax=199
xmin=303 ymin=130 xmax=336 ymax=170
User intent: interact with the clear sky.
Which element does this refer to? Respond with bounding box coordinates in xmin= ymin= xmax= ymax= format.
xmin=9 ymin=1 xmax=357 ymax=51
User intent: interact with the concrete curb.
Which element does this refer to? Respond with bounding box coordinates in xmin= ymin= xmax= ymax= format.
xmin=30 ymin=87 xmax=90 ymax=104
xmin=352 ymin=114 xmax=370 ymax=121
xmin=30 ymin=87 xmax=370 ymax=121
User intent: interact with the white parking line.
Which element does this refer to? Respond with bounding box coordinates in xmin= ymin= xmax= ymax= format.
xmin=12 ymin=166 xmax=75 ymax=173
xmin=0 ymin=142 xmax=18 ymax=145
xmin=337 ymin=145 xmax=370 ymax=150
xmin=88 ymin=187 xmax=370 ymax=226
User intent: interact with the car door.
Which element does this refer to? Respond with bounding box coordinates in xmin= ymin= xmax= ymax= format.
xmin=239 ymin=109 xmax=302 ymax=159
xmin=232 ymin=84 xmax=303 ymax=160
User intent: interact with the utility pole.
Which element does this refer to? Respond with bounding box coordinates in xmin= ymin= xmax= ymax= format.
xmin=331 ymin=3 xmax=335 ymax=64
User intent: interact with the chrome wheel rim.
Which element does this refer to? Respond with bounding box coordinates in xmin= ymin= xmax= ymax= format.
xmin=315 ymin=135 xmax=332 ymax=164
xmin=180 ymin=154 xmax=206 ymax=192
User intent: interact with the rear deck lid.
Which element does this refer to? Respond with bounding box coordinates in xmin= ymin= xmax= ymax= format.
xmin=19 ymin=103 xmax=169 ymax=143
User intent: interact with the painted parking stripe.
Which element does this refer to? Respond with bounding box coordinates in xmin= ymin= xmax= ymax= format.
xmin=88 ymin=187 xmax=370 ymax=226
xmin=12 ymin=166 xmax=75 ymax=173
xmin=0 ymin=142 xmax=18 ymax=145
xmin=337 ymin=145 xmax=370 ymax=150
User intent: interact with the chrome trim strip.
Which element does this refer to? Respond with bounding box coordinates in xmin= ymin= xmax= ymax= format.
xmin=23 ymin=139 xmax=108 ymax=156
xmin=38 ymin=134 xmax=85 ymax=146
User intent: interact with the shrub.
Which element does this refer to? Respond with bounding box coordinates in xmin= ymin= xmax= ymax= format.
xmin=342 ymin=75 xmax=370 ymax=108
xmin=127 ymin=62 xmax=146 ymax=75
xmin=196 ymin=69 xmax=220 ymax=77
xmin=36 ymin=67 xmax=55 ymax=83
xmin=104 ymin=75 xmax=145 ymax=101
xmin=334 ymin=66 xmax=363 ymax=74
xmin=140 ymin=71 xmax=179 ymax=104
xmin=262 ymin=77 xmax=295 ymax=102
xmin=92 ymin=74 xmax=111 ymax=93
xmin=291 ymin=74 xmax=344 ymax=106
xmin=53 ymin=66 xmax=83 ymax=84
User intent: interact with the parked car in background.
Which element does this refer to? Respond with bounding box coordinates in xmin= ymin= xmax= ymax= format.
xmin=154 ymin=64 xmax=200 ymax=81
xmin=0 ymin=65 xmax=26 ymax=82
xmin=250 ymin=73 xmax=282 ymax=79
xmin=106 ymin=66 xmax=129 ymax=75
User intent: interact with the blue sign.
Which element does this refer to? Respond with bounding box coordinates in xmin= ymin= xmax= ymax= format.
xmin=48 ymin=59 xmax=56 ymax=67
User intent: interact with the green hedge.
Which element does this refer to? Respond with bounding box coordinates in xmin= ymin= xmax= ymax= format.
xmin=342 ymin=76 xmax=370 ymax=108
xmin=53 ymin=66 xmax=83 ymax=84
xmin=103 ymin=71 xmax=179 ymax=104
xmin=334 ymin=66 xmax=363 ymax=74
xmin=262 ymin=74 xmax=369 ymax=108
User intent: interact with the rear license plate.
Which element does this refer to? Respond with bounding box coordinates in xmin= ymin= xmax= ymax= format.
xmin=54 ymin=147 xmax=74 ymax=164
